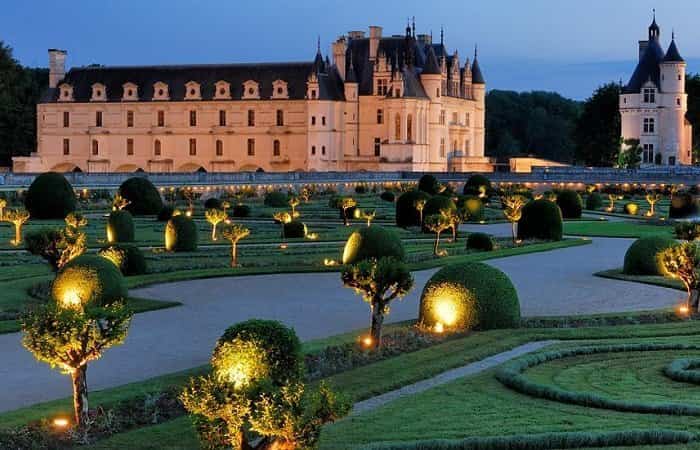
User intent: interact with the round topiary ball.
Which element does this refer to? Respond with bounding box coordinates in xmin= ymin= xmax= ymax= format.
xmin=157 ymin=206 xmax=174 ymax=222
xmin=423 ymin=195 xmax=457 ymax=218
xmin=623 ymin=235 xmax=679 ymax=275
xmin=670 ymin=192 xmax=699 ymax=219
xmin=24 ymin=172 xmax=77 ymax=219
xmin=204 ymin=197 xmax=222 ymax=209
xmin=396 ymin=190 xmax=431 ymax=227
xmin=342 ymin=225 xmax=406 ymax=264
xmin=463 ymin=174 xmax=491 ymax=196
xmin=466 ymin=232 xmax=495 ymax=251
xmin=624 ymin=202 xmax=639 ymax=215
xmin=118 ymin=177 xmax=163 ymax=216
xmin=355 ymin=185 xmax=368 ymax=194
xmin=214 ymin=319 xmax=303 ymax=388
xmin=419 ymin=262 xmax=520 ymax=331
xmin=107 ymin=210 xmax=135 ymax=243
xmin=232 ymin=204 xmax=251 ymax=218
xmin=586 ymin=192 xmax=603 ymax=210
xmin=52 ymin=254 xmax=128 ymax=308
xmin=418 ymin=174 xmax=441 ymax=195
xmin=457 ymin=195 xmax=485 ymax=221
xmin=283 ymin=220 xmax=306 ymax=238
xmin=99 ymin=244 xmax=147 ymax=276
xmin=556 ymin=190 xmax=583 ymax=219
xmin=380 ymin=191 xmax=395 ymax=202
xmin=517 ymin=199 xmax=563 ymax=241
xmin=264 ymin=191 xmax=289 ymax=207
xmin=165 ymin=214 xmax=198 ymax=252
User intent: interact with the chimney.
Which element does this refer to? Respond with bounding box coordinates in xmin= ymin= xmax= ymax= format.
xmin=332 ymin=37 xmax=348 ymax=81
xmin=369 ymin=26 xmax=382 ymax=61
xmin=416 ymin=34 xmax=432 ymax=45
xmin=348 ymin=30 xmax=365 ymax=40
xmin=49 ymin=49 xmax=67 ymax=88
xmin=638 ymin=40 xmax=648 ymax=61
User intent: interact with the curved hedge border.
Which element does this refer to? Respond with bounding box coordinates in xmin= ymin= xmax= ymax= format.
xmin=664 ymin=358 xmax=700 ymax=385
xmin=360 ymin=430 xmax=696 ymax=450
xmin=496 ymin=343 xmax=700 ymax=416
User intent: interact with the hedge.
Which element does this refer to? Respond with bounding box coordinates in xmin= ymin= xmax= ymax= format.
xmin=585 ymin=193 xmax=603 ymax=210
xmin=264 ymin=191 xmax=289 ymax=207
xmin=107 ymin=210 xmax=135 ymax=243
xmin=670 ymin=192 xmax=699 ymax=219
xmin=342 ymin=226 xmax=406 ymax=264
xmin=664 ymin=358 xmax=700 ymax=384
xmin=203 ymin=197 xmax=222 ymax=209
xmin=622 ymin=235 xmax=678 ymax=275
xmin=283 ymin=220 xmax=306 ymax=238
xmin=463 ymin=174 xmax=491 ymax=196
xmin=99 ymin=244 xmax=147 ymax=276
xmin=517 ymin=199 xmax=563 ymax=241
xmin=232 ymin=204 xmax=251 ymax=218
xmin=165 ymin=215 xmax=198 ymax=252
xmin=157 ymin=206 xmax=174 ymax=222
xmin=423 ymin=195 xmax=457 ymax=221
xmin=52 ymin=254 xmax=128 ymax=307
xmin=380 ymin=191 xmax=395 ymax=202
xmin=555 ymin=190 xmax=582 ymax=219
xmin=396 ymin=190 xmax=431 ymax=227
xmin=418 ymin=174 xmax=441 ymax=195
xmin=24 ymin=172 xmax=77 ymax=219
xmin=466 ymin=233 xmax=495 ymax=251
xmin=119 ymin=177 xmax=163 ymax=216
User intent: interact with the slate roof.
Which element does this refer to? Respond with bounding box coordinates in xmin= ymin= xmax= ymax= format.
xmin=663 ymin=38 xmax=684 ymax=63
xmin=624 ymin=37 xmax=665 ymax=93
xmin=471 ymin=57 xmax=485 ymax=85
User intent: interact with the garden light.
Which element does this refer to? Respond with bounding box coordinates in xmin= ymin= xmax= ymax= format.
xmin=679 ymin=305 xmax=690 ymax=316
xmin=52 ymin=417 xmax=70 ymax=429
xmin=434 ymin=322 xmax=445 ymax=334
xmin=434 ymin=298 xmax=458 ymax=327
xmin=360 ymin=335 xmax=373 ymax=348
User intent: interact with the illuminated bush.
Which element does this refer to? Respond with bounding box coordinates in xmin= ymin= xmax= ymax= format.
xmin=51 ymin=254 xmax=128 ymax=309
xmin=463 ymin=174 xmax=491 ymax=196
xmin=623 ymin=235 xmax=678 ymax=276
xmin=466 ymin=232 xmax=495 ymax=251
xmin=418 ymin=174 xmax=441 ymax=195
xmin=419 ymin=262 xmax=520 ymax=331
xmin=99 ymin=244 xmax=147 ymax=276
xmin=670 ymin=192 xmax=699 ymax=219
xmin=283 ymin=220 xmax=306 ymax=238
xmin=396 ymin=190 xmax=431 ymax=227
xmin=457 ymin=195 xmax=484 ymax=221
xmin=342 ymin=225 xmax=405 ymax=264
xmin=24 ymin=172 xmax=76 ymax=219
xmin=157 ymin=205 xmax=174 ymax=222
xmin=517 ymin=199 xmax=563 ymax=241
xmin=264 ymin=191 xmax=289 ymax=207
xmin=165 ymin=215 xmax=198 ymax=252
xmin=107 ymin=210 xmax=135 ymax=243
xmin=118 ymin=177 xmax=163 ymax=216
xmin=586 ymin=192 xmax=603 ymax=210
xmin=232 ymin=204 xmax=251 ymax=218
xmin=624 ymin=202 xmax=639 ymax=215
xmin=556 ymin=190 xmax=583 ymax=219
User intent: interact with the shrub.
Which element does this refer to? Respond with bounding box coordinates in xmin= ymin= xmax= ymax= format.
xmin=107 ymin=210 xmax=135 ymax=243
xmin=624 ymin=202 xmax=639 ymax=215
xmin=623 ymin=235 xmax=678 ymax=275
xmin=585 ymin=192 xmax=603 ymax=210
xmin=203 ymin=197 xmax=221 ymax=209
xmin=264 ymin=191 xmax=289 ymax=207
xmin=99 ymin=244 xmax=147 ymax=276
xmin=283 ymin=220 xmax=306 ymax=238
xmin=517 ymin=199 xmax=563 ymax=241
xmin=157 ymin=205 xmax=174 ymax=222
xmin=118 ymin=177 xmax=163 ymax=216
xmin=419 ymin=262 xmax=520 ymax=331
xmin=232 ymin=204 xmax=251 ymax=218
xmin=457 ymin=195 xmax=484 ymax=221
xmin=423 ymin=195 xmax=457 ymax=219
xmin=354 ymin=184 xmax=368 ymax=194
xmin=24 ymin=172 xmax=77 ymax=219
xmin=380 ymin=191 xmax=395 ymax=202
xmin=463 ymin=174 xmax=491 ymax=196
xmin=395 ymin=190 xmax=431 ymax=227
xmin=342 ymin=225 xmax=406 ymax=264
xmin=52 ymin=254 xmax=128 ymax=307
xmin=670 ymin=191 xmax=699 ymax=219
xmin=24 ymin=228 xmax=64 ymax=271
xmin=418 ymin=174 xmax=441 ymax=195
xmin=675 ymin=221 xmax=700 ymax=241
xmin=165 ymin=215 xmax=198 ymax=252
xmin=466 ymin=232 xmax=495 ymax=251
xmin=555 ymin=190 xmax=583 ymax=219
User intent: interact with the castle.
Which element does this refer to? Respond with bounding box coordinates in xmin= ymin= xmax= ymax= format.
xmin=12 ymin=22 xmax=490 ymax=173
xmin=619 ymin=15 xmax=692 ymax=166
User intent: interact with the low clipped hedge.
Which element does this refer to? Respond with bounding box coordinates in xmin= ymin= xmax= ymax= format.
xmin=99 ymin=244 xmax=147 ymax=276
xmin=24 ymin=172 xmax=77 ymax=219
xmin=264 ymin=191 xmax=289 ymax=207
xmin=463 ymin=174 xmax=491 ymax=196
xmin=457 ymin=195 xmax=484 ymax=221
xmin=203 ymin=197 xmax=222 ymax=209
xmin=585 ymin=193 xmax=603 ymax=210
xmin=496 ymin=343 xmax=700 ymax=416
xmin=119 ymin=177 xmax=163 ymax=216
xmin=556 ymin=190 xmax=583 ymax=219
xmin=670 ymin=192 xmax=699 ymax=219
xmin=622 ymin=235 xmax=678 ymax=275
xmin=380 ymin=191 xmax=395 ymax=202
xmin=283 ymin=220 xmax=306 ymax=238
xmin=165 ymin=215 xmax=198 ymax=252
xmin=418 ymin=174 xmax=441 ymax=195
xmin=107 ymin=210 xmax=135 ymax=243
xmin=51 ymin=254 xmax=128 ymax=307
xmin=664 ymin=358 xmax=700 ymax=384
xmin=517 ymin=199 xmax=563 ymax=241
xmin=466 ymin=233 xmax=495 ymax=251
xmin=418 ymin=262 xmax=520 ymax=331
xmin=342 ymin=225 xmax=405 ymax=264
xmin=232 ymin=204 xmax=251 ymax=218
xmin=157 ymin=206 xmax=174 ymax=222
xmin=396 ymin=190 xmax=431 ymax=227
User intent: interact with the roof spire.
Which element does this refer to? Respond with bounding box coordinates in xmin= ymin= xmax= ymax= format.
xmin=317 ymin=35 xmax=321 ymax=54
xmin=440 ymin=26 xmax=444 ymax=46
xmin=412 ymin=16 xmax=416 ymax=38
xmin=649 ymin=9 xmax=660 ymax=40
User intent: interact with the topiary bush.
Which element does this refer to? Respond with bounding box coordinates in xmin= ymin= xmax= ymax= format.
xmin=395 ymin=190 xmax=431 ymax=227
xmin=118 ymin=177 xmax=163 ymax=216
xmin=586 ymin=192 xmax=603 ymax=210
xmin=51 ymin=254 xmax=128 ymax=307
xmin=99 ymin=244 xmax=147 ymax=276
xmin=556 ymin=190 xmax=583 ymax=219
xmin=457 ymin=195 xmax=484 ymax=221
xmin=624 ymin=202 xmax=639 ymax=215
xmin=283 ymin=220 xmax=306 ymax=238
xmin=264 ymin=191 xmax=289 ymax=207
xmin=342 ymin=225 xmax=406 ymax=264
xmin=623 ymin=235 xmax=678 ymax=275
xmin=165 ymin=215 xmax=198 ymax=252
xmin=463 ymin=174 xmax=491 ymax=196
xmin=232 ymin=204 xmax=251 ymax=218
xmin=354 ymin=185 xmax=368 ymax=194
xmin=203 ymin=197 xmax=221 ymax=209
xmin=157 ymin=206 xmax=174 ymax=222
xmin=517 ymin=199 xmax=563 ymax=241
xmin=380 ymin=191 xmax=395 ymax=202
xmin=670 ymin=192 xmax=699 ymax=219
xmin=419 ymin=262 xmax=520 ymax=331
xmin=24 ymin=172 xmax=77 ymax=219
xmin=423 ymin=195 xmax=457 ymax=219
xmin=466 ymin=232 xmax=495 ymax=251
xmin=107 ymin=210 xmax=135 ymax=243
xmin=418 ymin=174 xmax=441 ymax=195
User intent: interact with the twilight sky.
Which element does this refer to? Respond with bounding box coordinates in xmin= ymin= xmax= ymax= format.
xmin=3 ymin=0 xmax=700 ymax=99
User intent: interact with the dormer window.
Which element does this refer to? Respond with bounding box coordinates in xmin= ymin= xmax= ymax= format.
xmin=272 ymin=80 xmax=288 ymax=99
xmin=214 ymin=81 xmax=231 ymax=100
xmin=185 ymin=81 xmax=201 ymax=100
xmin=643 ymin=87 xmax=656 ymax=103
xmin=58 ymin=84 xmax=74 ymax=102
xmin=91 ymin=83 xmax=106 ymax=101
xmin=122 ymin=83 xmax=138 ymax=101
xmin=242 ymin=80 xmax=260 ymax=99
xmin=153 ymin=82 xmax=169 ymax=100
xmin=376 ymin=79 xmax=388 ymax=96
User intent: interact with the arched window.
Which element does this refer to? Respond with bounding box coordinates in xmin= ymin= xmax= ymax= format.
xmin=91 ymin=140 xmax=99 ymax=156
xmin=407 ymin=114 xmax=413 ymax=141
xmin=273 ymin=140 xmax=281 ymax=156
xmin=394 ymin=114 xmax=401 ymax=140
xmin=216 ymin=139 xmax=224 ymax=156
xmin=154 ymin=140 xmax=162 ymax=156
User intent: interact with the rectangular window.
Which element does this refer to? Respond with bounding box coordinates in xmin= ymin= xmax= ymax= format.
xmin=321 ymin=145 xmax=326 ymax=155
xmin=440 ymin=138 xmax=445 ymax=157
xmin=452 ymin=112 xmax=458 ymax=124
xmin=189 ymin=138 xmax=197 ymax=156
xmin=377 ymin=109 xmax=384 ymax=124
xmin=643 ymin=143 xmax=654 ymax=163
xmin=189 ymin=110 xmax=197 ymax=127
xmin=219 ymin=110 xmax=227 ymax=127
xmin=63 ymin=111 xmax=70 ymax=128
xmin=126 ymin=138 xmax=134 ymax=155
xmin=63 ymin=138 xmax=70 ymax=155
xmin=311 ymin=145 xmax=316 ymax=155
xmin=154 ymin=140 xmax=161 ymax=156
xmin=95 ymin=111 xmax=103 ymax=127
xmin=322 ymin=116 xmax=326 ymax=126
xmin=157 ymin=110 xmax=165 ymax=127
xmin=276 ymin=110 xmax=284 ymax=126
xmin=465 ymin=113 xmax=471 ymax=127
xmin=643 ymin=117 xmax=655 ymax=134
xmin=376 ymin=79 xmax=388 ymax=96
xmin=374 ymin=138 xmax=381 ymax=156
xmin=247 ymin=138 xmax=255 ymax=156
xmin=247 ymin=110 xmax=255 ymax=127
xmin=92 ymin=140 xmax=99 ymax=156
xmin=273 ymin=140 xmax=281 ymax=156
xmin=216 ymin=140 xmax=223 ymax=156
xmin=311 ymin=116 xmax=316 ymax=126
xmin=643 ymin=88 xmax=656 ymax=104
xmin=439 ymin=110 xmax=445 ymax=125
xmin=127 ymin=110 xmax=134 ymax=127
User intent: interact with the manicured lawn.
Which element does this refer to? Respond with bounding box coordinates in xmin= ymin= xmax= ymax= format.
xmin=564 ymin=221 xmax=674 ymax=238
xmin=596 ymin=268 xmax=684 ymax=292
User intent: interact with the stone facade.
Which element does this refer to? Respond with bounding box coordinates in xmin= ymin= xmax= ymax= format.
xmin=13 ymin=23 xmax=490 ymax=173
xmin=619 ymin=15 xmax=692 ymax=166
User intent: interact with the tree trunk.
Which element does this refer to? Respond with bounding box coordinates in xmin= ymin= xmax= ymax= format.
xmin=231 ymin=242 xmax=238 ymax=268
xmin=511 ymin=222 xmax=517 ymax=244
xmin=14 ymin=224 xmax=21 ymax=244
xmin=211 ymin=225 xmax=217 ymax=241
xmin=452 ymin=225 xmax=457 ymax=242
xmin=342 ymin=210 xmax=349 ymax=226
xmin=370 ymin=303 xmax=385 ymax=348
xmin=71 ymin=365 xmax=89 ymax=428
xmin=434 ymin=232 xmax=440 ymax=256
xmin=691 ymin=288 xmax=700 ymax=313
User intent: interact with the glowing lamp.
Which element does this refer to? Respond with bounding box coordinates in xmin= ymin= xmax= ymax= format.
xmin=434 ymin=298 xmax=458 ymax=327
xmin=434 ymin=322 xmax=444 ymax=334
xmin=185 ymin=210 xmax=193 ymax=217
xmin=360 ymin=335 xmax=373 ymax=348
xmin=53 ymin=417 xmax=70 ymax=429
xmin=679 ymin=305 xmax=690 ymax=316
xmin=279 ymin=243 xmax=288 ymax=249
xmin=60 ymin=289 xmax=83 ymax=309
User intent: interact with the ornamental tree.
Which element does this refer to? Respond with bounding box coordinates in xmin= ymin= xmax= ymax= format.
xmin=273 ymin=211 xmax=292 ymax=238
xmin=361 ymin=209 xmax=376 ymax=227
xmin=4 ymin=208 xmax=30 ymax=245
xmin=58 ymin=213 xmax=88 ymax=269
xmin=658 ymin=242 xmax=700 ymax=313
xmin=341 ymin=257 xmax=414 ymax=347
xmin=646 ymin=192 xmax=662 ymax=217
xmin=205 ymin=208 xmax=228 ymax=241
xmin=221 ymin=200 xmax=231 ymax=215
xmin=502 ymin=195 xmax=527 ymax=243
xmin=111 ymin=193 xmax=130 ymax=211
xmin=414 ymin=198 xmax=427 ymax=225
xmin=288 ymin=196 xmax=301 ymax=218
xmin=340 ymin=197 xmax=357 ymax=226
xmin=221 ymin=223 xmax=250 ymax=268
xmin=442 ymin=208 xmax=461 ymax=242
xmin=0 ymin=198 xmax=6 ymax=220
xmin=424 ymin=213 xmax=451 ymax=256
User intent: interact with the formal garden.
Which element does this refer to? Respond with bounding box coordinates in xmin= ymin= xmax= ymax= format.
xmin=4 ymin=172 xmax=700 ymax=449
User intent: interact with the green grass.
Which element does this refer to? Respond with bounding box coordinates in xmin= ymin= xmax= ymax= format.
xmin=563 ymin=221 xmax=674 ymax=238
xmin=595 ymin=268 xmax=684 ymax=291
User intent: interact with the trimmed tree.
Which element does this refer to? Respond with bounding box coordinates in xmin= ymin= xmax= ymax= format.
xmin=118 ymin=177 xmax=163 ymax=216
xmin=425 ymin=213 xmax=451 ymax=256
xmin=4 ymin=208 xmax=30 ymax=245
xmin=221 ymin=223 xmax=250 ymax=268
xmin=502 ymin=195 xmax=526 ymax=243
xmin=24 ymin=172 xmax=77 ymax=219
xmin=205 ymin=208 xmax=228 ymax=241
xmin=658 ymin=242 xmax=700 ymax=313
xmin=340 ymin=197 xmax=357 ymax=226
